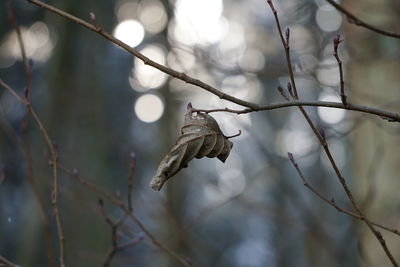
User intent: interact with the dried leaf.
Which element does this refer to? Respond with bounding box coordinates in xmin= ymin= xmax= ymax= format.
xmin=150 ymin=109 xmax=233 ymax=191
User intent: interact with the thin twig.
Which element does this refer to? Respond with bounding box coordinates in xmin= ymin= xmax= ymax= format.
xmin=117 ymin=233 xmax=145 ymax=250
xmin=7 ymin=0 xmax=32 ymax=92
xmin=98 ymin=199 xmax=115 ymax=227
xmin=287 ymin=153 xmax=400 ymax=236
xmin=266 ymin=1 xmax=299 ymax=99
xmin=58 ymin=165 xmax=191 ymax=267
xmin=325 ymin=0 xmax=400 ymax=39
xmin=266 ymin=1 xmax=398 ymax=266
xmin=0 ymin=79 xmax=25 ymax=104
xmin=6 ymin=3 xmax=56 ymax=266
xmin=98 ymin=199 xmax=143 ymax=267
xmin=127 ymin=152 xmax=136 ymax=212
xmin=0 ymin=79 xmax=65 ymax=267
xmin=26 ymin=0 xmax=259 ymax=110
xmin=333 ymin=35 xmax=346 ymax=106
xmin=24 ymin=0 xmax=400 ymax=124
xmin=30 ymin=108 xmax=65 ymax=267
xmin=192 ymin=101 xmax=400 ymax=122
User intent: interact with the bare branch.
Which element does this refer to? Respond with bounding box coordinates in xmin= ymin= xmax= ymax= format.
xmin=58 ymin=165 xmax=191 ymax=267
xmin=325 ymin=0 xmax=400 ymax=39
xmin=24 ymin=0 xmax=400 ymax=125
xmin=0 ymin=79 xmax=65 ymax=267
xmin=287 ymin=153 xmax=400 ymax=237
xmin=7 ymin=0 xmax=32 ymax=94
xmin=266 ymin=0 xmax=299 ymax=99
xmin=98 ymin=198 xmax=144 ymax=267
xmin=26 ymin=0 xmax=259 ymax=110
xmin=5 ymin=3 xmax=56 ymax=266
xmin=333 ymin=34 xmax=346 ymax=106
xmin=127 ymin=152 xmax=136 ymax=212
xmin=266 ymin=1 xmax=398 ymax=266
xmin=193 ymin=100 xmax=400 ymax=122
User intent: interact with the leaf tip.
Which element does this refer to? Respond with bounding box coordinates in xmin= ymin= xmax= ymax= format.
xmin=150 ymin=184 xmax=162 ymax=191
xmin=150 ymin=173 xmax=167 ymax=191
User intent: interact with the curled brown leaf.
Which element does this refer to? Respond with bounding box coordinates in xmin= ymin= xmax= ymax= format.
xmin=150 ymin=109 xmax=233 ymax=191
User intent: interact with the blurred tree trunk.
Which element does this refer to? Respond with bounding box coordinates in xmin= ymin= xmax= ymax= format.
xmin=37 ymin=0 xmax=128 ymax=265
xmin=344 ymin=0 xmax=400 ymax=265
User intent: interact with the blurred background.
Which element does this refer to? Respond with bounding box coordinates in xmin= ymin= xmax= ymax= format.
xmin=0 ymin=0 xmax=399 ymax=266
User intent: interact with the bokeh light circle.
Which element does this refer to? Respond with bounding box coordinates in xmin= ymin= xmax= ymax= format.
xmin=134 ymin=94 xmax=164 ymax=123
xmin=318 ymin=93 xmax=346 ymax=124
xmin=113 ymin=20 xmax=144 ymax=48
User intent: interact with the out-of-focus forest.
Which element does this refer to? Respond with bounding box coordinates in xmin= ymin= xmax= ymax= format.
xmin=0 ymin=0 xmax=400 ymax=266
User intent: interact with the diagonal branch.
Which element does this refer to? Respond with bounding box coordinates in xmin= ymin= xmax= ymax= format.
xmin=26 ymin=0 xmax=259 ymax=110
xmin=266 ymin=1 xmax=398 ymax=266
xmin=0 ymin=79 xmax=65 ymax=267
xmin=25 ymin=0 xmax=400 ymax=124
xmin=287 ymin=153 xmax=400 ymax=237
xmin=6 ymin=2 xmax=56 ymax=266
xmin=325 ymin=0 xmax=400 ymax=39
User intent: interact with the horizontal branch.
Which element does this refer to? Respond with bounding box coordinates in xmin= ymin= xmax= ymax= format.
xmin=193 ymin=101 xmax=400 ymax=122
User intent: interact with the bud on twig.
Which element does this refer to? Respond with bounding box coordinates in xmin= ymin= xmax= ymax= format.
xmin=89 ymin=12 xmax=100 ymax=30
xmin=287 ymin=82 xmax=295 ymax=99
xmin=333 ymin=34 xmax=342 ymax=54
xmin=287 ymin=152 xmax=295 ymax=164
xmin=285 ymin=28 xmax=290 ymax=46
xmin=277 ymin=86 xmax=290 ymax=101
xmin=89 ymin=12 xmax=96 ymax=22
